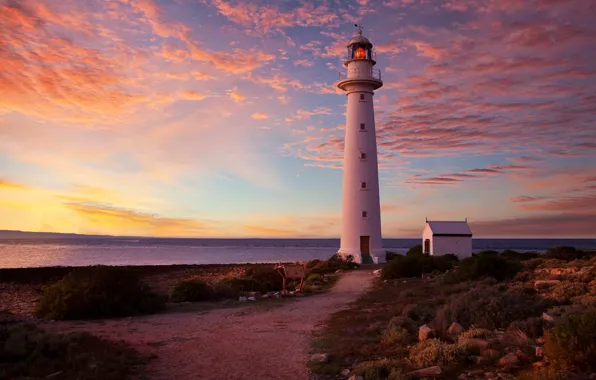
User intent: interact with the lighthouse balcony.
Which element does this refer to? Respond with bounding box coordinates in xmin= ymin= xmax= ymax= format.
xmin=337 ymin=67 xmax=382 ymax=82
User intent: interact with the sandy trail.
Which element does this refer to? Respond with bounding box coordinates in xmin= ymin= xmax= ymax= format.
xmin=47 ymin=269 xmax=373 ymax=380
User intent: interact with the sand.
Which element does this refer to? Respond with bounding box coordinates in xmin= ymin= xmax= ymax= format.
xmin=45 ymin=269 xmax=374 ymax=380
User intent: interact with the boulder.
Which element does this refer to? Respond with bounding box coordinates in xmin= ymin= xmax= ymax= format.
xmin=309 ymin=353 xmax=329 ymax=363
xmin=542 ymin=312 xmax=556 ymax=322
xmin=498 ymin=352 xmax=520 ymax=367
xmin=419 ymin=324 xmax=433 ymax=341
xmin=407 ymin=366 xmax=442 ymax=377
xmin=515 ymin=349 xmax=530 ymax=363
xmin=458 ymin=337 xmax=489 ymax=350
xmin=340 ymin=368 xmax=351 ymax=376
xmin=335 ymin=269 xmax=343 ymax=273
xmin=348 ymin=376 xmax=363 ymax=380
xmin=535 ymin=346 xmax=544 ymax=357
xmin=483 ymin=349 xmax=502 ymax=361
xmin=447 ymin=322 xmax=465 ymax=335
xmin=534 ymin=280 xmax=561 ymax=289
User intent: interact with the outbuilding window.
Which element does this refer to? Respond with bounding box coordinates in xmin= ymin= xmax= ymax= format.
xmin=361 ymin=181 xmax=367 ymax=189
xmin=360 ymin=123 xmax=366 ymax=131
xmin=362 ymin=211 xmax=368 ymax=218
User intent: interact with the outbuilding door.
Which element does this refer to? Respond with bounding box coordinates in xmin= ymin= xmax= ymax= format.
xmin=424 ymin=239 xmax=431 ymax=255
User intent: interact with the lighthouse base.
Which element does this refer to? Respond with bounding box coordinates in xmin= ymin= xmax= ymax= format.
xmin=337 ymin=248 xmax=386 ymax=265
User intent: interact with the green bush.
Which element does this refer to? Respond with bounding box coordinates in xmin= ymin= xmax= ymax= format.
xmin=244 ymin=266 xmax=283 ymax=293
xmin=0 ymin=323 xmax=144 ymax=379
xmin=545 ymin=308 xmax=596 ymax=369
xmin=551 ymin=282 xmax=587 ymax=302
xmin=406 ymin=245 xmax=423 ymax=256
xmin=439 ymin=285 xmax=552 ymax=329
xmin=382 ymin=316 xmax=417 ymax=346
xmin=35 ymin=266 xmax=165 ymax=320
xmin=501 ymin=250 xmax=540 ymax=261
xmin=217 ymin=276 xmax=262 ymax=293
xmin=353 ymin=358 xmax=405 ymax=380
xmin=170 ymin=279 xmax=215 ymax=302
xmin=381 ymin=253 xmax=458 ymax=280
xmin=408 ymin=338 xmax=465 ymax=368
xmin=444 ymin=254 xmax=522 ymax=283
xmin=544 ymin=246 xmax=586 ymax=261
xmin=307 ymin=255 xmax=359 ymax=275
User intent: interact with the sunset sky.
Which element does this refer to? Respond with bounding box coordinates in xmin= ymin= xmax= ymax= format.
xmin=1 ymin=0 xmax=595 ymax=238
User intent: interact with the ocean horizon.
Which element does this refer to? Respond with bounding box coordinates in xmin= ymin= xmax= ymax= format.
xmin=1 ymin=235 xmax=595 ymax=269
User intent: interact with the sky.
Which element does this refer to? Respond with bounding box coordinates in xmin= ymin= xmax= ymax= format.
xmin=0 ymin=0 xmax=595 ymax=238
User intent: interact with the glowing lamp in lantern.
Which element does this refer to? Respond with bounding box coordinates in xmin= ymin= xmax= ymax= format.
xmin=354 ymin=47 xmax=366 ymax=59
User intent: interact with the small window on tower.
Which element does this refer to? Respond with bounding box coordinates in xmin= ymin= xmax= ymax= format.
xmin=362 ymin=211 xmax=368 ymax=218
xmin=360 ymin=123 xmax=366 ymax=131
xmin=359 ymin=152 xmax=367 ymax=160
xmin=360 ymin=94 xmax=365 ymax=100
xmin=361 ymin=181 xmax=367 ymax=189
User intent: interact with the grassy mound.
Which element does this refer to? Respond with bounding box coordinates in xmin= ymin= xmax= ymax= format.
xmin=35 ymin=266 xmax=165 ymax=320
xmin=0 ymin=322 xmax=145 ymax=380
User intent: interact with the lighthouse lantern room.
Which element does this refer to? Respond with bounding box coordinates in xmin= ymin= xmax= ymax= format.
xmin=336 ymin=26 xmax=385 ymax=264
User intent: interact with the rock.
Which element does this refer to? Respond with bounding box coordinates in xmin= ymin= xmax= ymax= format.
xmin=407 ymin=366 xmax=442 ymax=377
xmin=335 ymin=269 xmax=343 ymax=273
xmin=532 ymin=361 xmax=547 ymax=367
xmin=340 ymin=368 xmax=351 ymax=376
xmin=419 ymin=324 xmax=433 ymax=341
xmin=448 ymin=322 xmax=465 ymax=335
xmin=310 ymin=353 xmax=329 ymax=363
xmin=458 ymin=337 xmax=489 ymax=350
xmin=261 ymin=294 xmax=270 ymax=299
xmin=484 ymin=372 xmax=495 ymax=378
xmin=542 ymin=312 xmax=556 ymax=322
xmin=471 ymin=356 xmax=486 ymax=365
xmin=288 ymin=291 xmax=295 ymax=296
xmin=536 ymin=337 xmax=545 ymax=344
xmin=468 ymin=369 xmax=485 ymax=376
xmin=459 ymin=374 xmax=469 ymax=380
xmin=46 ymin=371 xmax=63 ymax=378
xmin=247 ymin=291 xmax=259 ymax=297
xmin=247 ymin=296 xmax=256 ymax=301
xmin=238 ymin=296 xmax=247 ymax=302
xmin=373 ymin=269 xmax=382 ymax=276
xmin=348 ymin=376 xmax=363 ymax=380
xmin=535 ymin=346 xmax=544 ymax=357
xmin=498 ymin=352 xmax=520 ymax=367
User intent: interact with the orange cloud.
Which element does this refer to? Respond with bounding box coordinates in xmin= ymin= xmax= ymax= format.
xmin=251 ymin=113 xmax=269 ymax=119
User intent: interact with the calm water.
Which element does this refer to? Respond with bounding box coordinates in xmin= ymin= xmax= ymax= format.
xmin=0 ymin=237 xmax=595 ymax=269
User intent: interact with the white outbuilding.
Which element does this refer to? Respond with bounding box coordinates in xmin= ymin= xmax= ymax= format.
xmin=421 ymin=219 xmax=473 ymax=259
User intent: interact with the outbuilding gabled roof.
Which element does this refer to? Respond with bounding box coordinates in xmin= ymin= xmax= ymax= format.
xmin=426 ymin=221 xmax=472 ymax=236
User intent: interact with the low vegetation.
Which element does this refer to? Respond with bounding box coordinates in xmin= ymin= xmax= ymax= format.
xmin=0 ymin=320 xmax=146 ymax=380
xmin=310 ymin=246 xmax=596 ymax=379
xmin=35 ymin=266 xmax=165 ymax=320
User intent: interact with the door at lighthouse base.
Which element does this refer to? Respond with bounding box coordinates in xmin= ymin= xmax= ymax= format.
xmin=360 ymin=236 xmax=373 ymax=264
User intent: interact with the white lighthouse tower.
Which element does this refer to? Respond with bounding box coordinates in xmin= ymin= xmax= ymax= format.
xmin=336 ymin=27 xmax=385 ymax=264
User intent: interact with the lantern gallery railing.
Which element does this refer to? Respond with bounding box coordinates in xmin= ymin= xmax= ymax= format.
xmin=337 ymin=68 xmax=382 ymax=82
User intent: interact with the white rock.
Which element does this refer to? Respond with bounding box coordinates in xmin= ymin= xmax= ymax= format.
xmin=535 ymin=346 xmax=544 ymax=357
xmin=542 ymin=312 xmax=556 ymax=322
xmin=247 ymin=296 xmax=256 ymax=301
xmin=336 ymin=269 xmax=343 ymax=273
xmin=238 ymin=296 xmax=247 ymax=302
xmin=373 ymin=269 xmax=382 ymax=276
xmin=340 ymin=368 xmax=351 ymax=376
xmin=348 ymin=376 xmax=363 ymax=380
xmin=498 ymin=352 xmax=520 ymax=367
xmin=447 ymin=322 xmax=465 ymax=335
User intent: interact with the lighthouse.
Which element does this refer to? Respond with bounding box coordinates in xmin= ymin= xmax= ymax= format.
xmin=336 ymin=27 xmax=385 ymax=264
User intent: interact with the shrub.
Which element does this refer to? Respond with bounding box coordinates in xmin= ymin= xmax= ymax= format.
xmin=444 ymin=254 xmax=522 ymax=283
xmin=0 ymin=323 xmax=144 ymax=379
xmin=544 ymin=246 xmax=585 ymax=261
xmin=170 ymin=279 xmax=215 ymax=302
xmin=402 ymin=301 xmax=437 ymax=324
xmin=550 ymin=282 xmax=587 ymax=302
xmin=35 ymin=266 xmax=165 ymax=320
xmin=382 ymin=316 xmax=417 ymax=346
xmin=381 ymin=254 xmax=458 ymax=280
xmin=244 ymin=266 xmax=283 ymax=292
xmin=509 ymin=317 xmax=544 ymax=339
xmin=308 ymin=255 xmax=359 ymax=275
xmin=406 ymin=245 xmax=423 ymax=256
xmin=501 ymin=250 xmax=540 ymax=261
xmin=386 ymin=252 xmax=401 ymax=261
xmin=459 ymin=327 xmax=492 ymax=339
xmin=217 ymin=276 xmax=261 ymax=293
xmin=438 ymin=285 xmax=552 ymax=329
xmin=545 ymin=308 xmax=596 ymax=369
xmin=353 ymin=358 xmax=405 ymax=380
xmin=408 ymin=338 xmax=466 ymax=368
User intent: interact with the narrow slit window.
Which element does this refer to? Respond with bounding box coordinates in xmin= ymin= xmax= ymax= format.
xmin=360 ymin=123 xmax=366 ymax=131
xmin=361 ymin=181 xmax=367 ymax=189
xmin=360 ymin=94 xmax=365 ymax=100
xmin=362 ymin=211 xmax=368 ymax=218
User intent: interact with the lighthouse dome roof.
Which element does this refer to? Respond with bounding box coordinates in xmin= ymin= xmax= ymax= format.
xmin=347 ymin=30 xmax=372 ymax=47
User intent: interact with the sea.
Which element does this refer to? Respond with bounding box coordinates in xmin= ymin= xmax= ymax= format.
xmin=0 ymin=236 xmax=595 ymax=269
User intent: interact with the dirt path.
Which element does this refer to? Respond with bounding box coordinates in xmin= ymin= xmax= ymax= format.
xmin=47 ymin=269 xmax=374 ymax=380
